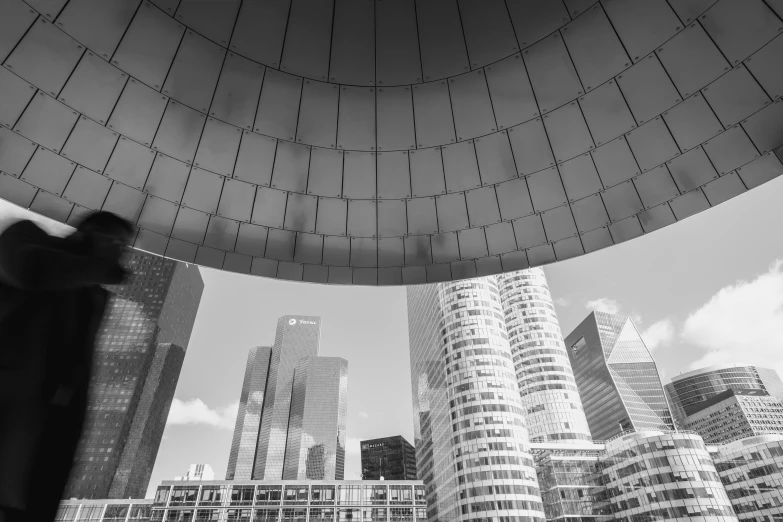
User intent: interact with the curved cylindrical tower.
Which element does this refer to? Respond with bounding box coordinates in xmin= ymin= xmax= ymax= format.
xmin=498 ymin=268 xmax=592 ymax=443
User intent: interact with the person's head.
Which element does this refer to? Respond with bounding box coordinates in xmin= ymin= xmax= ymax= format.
xmin=73 ymin=211 xmax=133 ymax=261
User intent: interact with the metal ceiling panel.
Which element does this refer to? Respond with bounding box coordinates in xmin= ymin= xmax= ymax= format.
xmin=329 ymin=266 xmax=353 ymax=283
xmin=404 ymin=235 xmax=433 ymax=266
xmin=134 ymin=228 xmax=169 ymax=255
xmin=194 ymin=246 xmax=225 ymax=269
xmin=436 ymin=193 xmax=469 ymax=233
xmin=107 ymin=79 xmax=168 ymax=146
xmin=230 ymin=0 xmax=290 ymax=66
xmin=329 ymin=0 xmax=374 ymax=85
xmin=579 ymin=226 xmax=612 ymax=253
xmin=265 ymin=228 xmax=296 ymax=261
xmin=337 ymin=87 xmax=376 ymax=151
xmin=347 ymin=200 xmax=377 ymax=237
xmin=485 ymin=221 xmax=517 ymax=255
xmin=378 ymin=237 xmax=404 ymax=267
xmin=0 ymin=0 xmax=36 ymax=63
xmin=15 ymin=93 xmax=79 ymax=153
xmin=666 ymin=146 xmax=718 ymax=193
xmin=457 ymin=227 xmax=488 ymax=259
xmin=342 ymin=151 xmax=376 ymax=199
xmin=505 ymin=0 xmax=569 ymax=50
xmin=137 ymin=195 xmax=178 ymax=235
xmin=302 ymin=263 xmax=328 ymax=284
xmin=603 ymin=0 xmax=681 ymax=62
xmin=350 ymin=238 xmax=378 ymax=268
xmin=570 ymin=193 xmax=610 ymax=232
xmin=315 ymin=197 xmax=347 ymax=236
xmin=21 ymin=147 xmax=75 ymax=196
xmin=702 ymin=171 xmax=745 ymax=205
xmin=410 ymin=148 xmax=446 ymax=197
xmin=527 ymin=167 xmax=568 ymax=212
xmin=57 ymin=0 xmax=140 ymax=60
xmin=323 ymin=236 xmax=350 ymax=266
xmin=294 ymin=233 xmax=323 ymax=265
xmin=416 ymin=0 xmax=470 ymax=81
xmin=297 ymin=80 xmax=339 ymax=149
xmin=626 ymin=118 xmax=680 ymax=172
xmin=151 ymin=101 xmax=205 ymax=163
xmin=308 ymin=149 xmax=343 ymax=198
xmin=278 ymin=261 xmax=303 ymax=281
xmin=30 ymin=190 xmax=73 ymax=222
xmin=4 ymin=18 xmax=83 ymax=98
xmin=149 ymin=0 xmax=180 ymax=15
xmin=512 ymin=214 xmax=547 ymax=249
xmin=181 ymin=167 xmax=223 ymax=214
xmin=741 ymin=99 xmax=783 ymax=153
xmin=633 ymin=165 xmax=681 ymax=209
xmin=465 ymin=186 xmax=501 ymax=227
xmin=377 ymin=87 xmax=415 ymax=151
xmin=558 ymin=153 xmax=603 ymax=202
xmin=662 ymin=94 xmax=723 ymax=152
xmin=656 ymin=22 xmax=730 ymax=97
xmin=449 ymin=71 xmax=496 ymax=141
xmin=375 ymin=0 xmax=421 ymax=86
xmin=501 ymin=250 xmax=530 ymax=272
xmin=496 ymin=178 xmax=534 ymax=220
xmin=431 ymin=232 xmax=460 ymax=263
xmin=703 ymin=65 xmax=772 ymax=128
xmin=0 ymin=174 xmax=35 ymax=207
xmin=407 ymin=198 xmax=438 ymax=235
xmin=284 ymin=193 xmax=317 ymax=233
xmin=426 ymin=263 xmax=451 ymax=283
xmin=224 ymin=253 xmax=252 ymax=274
xmin=101 ymin=181 xmax=145 ymax=222
xmin=737 ymin=152 xmax=783 ymax=189
xmin=234 ymin=133 xmax=276 ymax=186
xmin=476 ymin=255 xmax=502 ymax=277
xmin=0 ymin=68 xmax=36 ymax=129
xmin=450 ymin=260 xmax=476 ymax=280
xmin=608 ymin=216 xmax=643 ymax=243
xmin=543 ymin=102 xmax=594 ymax=164
xmin=700 ymin=0 xmax=782 ymax=64
xmin=210 ymin=53 xmax=265 ymax=130
xmin=601 ymin=180 xmax=644 ymax=221
xmin=578 ymin=80 xmax=636 ymax=146
xmin=111 ymin=2 xmax=185 ymax=89
xmin=271 ymin=141 xmax=310 ymax=193
xmin=702 ymin=126 xmax=760 ymax=175
xmin=668 ymin=0 xmax=718 ymax=23
xmin=617 ymin=55 xmax=681 ymax=125
xmin=174 ymin=0 xmax=240 ymax=45
xmin=562 ymin=4 xmax=629 ymax=91
xmin=251 ymin=258 xmax=278 ymax=278
xmin=280 ymin=0 xmax=334 ymax=80
xmin=251 ymin=186 xmax=287 ymax=229
xmin=165 ymin=238 xmax=198 ymax=263
xmin=746 ymin=34 xmax=783 ymax=101
xmin=412 ymin=81 xmax=456 ymax=148
xmin=475 ymin=132 xmax=516 ymax=186
xmin=193 ymin=119 xmax=242 ymax=177
xmin=377 ymin=152 xmax=411 ymax=199
xmin=143 ymin=153 xmax=189 ymax=202
xmin=591 ymin=136 xmax=640 ymax=187
xmin=541 ymin=204 xmax=577 ymax=242
xmin=442 ymin=141 xmax=481 ymax=192
xmin=485 ymin=55 xmax=538 ymax=130
xmin=553 ymin=235 xmax=584 ymax=260
xmin=61 ymin=117 xmax=119 ymax=173
xmin=458 ymin=0 xmax=518 ymax=67
xmin=0 ymin=128 xmax=37 ymax=177
xmin=377 ymin=200 xmax=407 ymax=237
xmin=638 ymin=202 xmax=676 ymax=233
xmin=524 ymin=33 xmax=583 ymax=114
xmin=235 ymin=222 xmax=268 ymax=257
xmin=508 ymin=118 xmax=555 ymax=175
xmin=217 ymin=178 xmax=255 ymax=223
xmin=59 ymin=52 xmax=127 ymax=125
xmin=378 ymin=266 xmax=402 ymax=285
xmin=669 ymin=187 xmax=710 ymax=220
xmin=254 ymin=69 xmax=302 ymax=140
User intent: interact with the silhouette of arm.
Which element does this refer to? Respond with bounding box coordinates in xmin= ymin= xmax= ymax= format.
xmin=0 ymin=220 xmax=124 ymax=291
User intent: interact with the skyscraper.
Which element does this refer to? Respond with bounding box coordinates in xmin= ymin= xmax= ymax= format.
xmin=226 ymin=347 xmax=273 ymax=480
xmin=65 ymin=252 xmax=204 ymax=499
xmin=408 ymin=278 xmax=545 ymax=522
xmin=360 ymin=436 xmax=418 ymax=481
xmin=497 ymin=269 xmax=592 ymax=443
xmin=682 ymin=389 xmax=783 ymax=443
xmin=564 ymin=311 xmax=673 ymax=441
xmin=283 ymin=356 xmax=348 ymax=480
xmin=665 ymin=364 xmax=783 ymax=426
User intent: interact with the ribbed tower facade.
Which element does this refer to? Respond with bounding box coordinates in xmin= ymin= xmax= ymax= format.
xmin=408 ymin=278 xmax=544 ymax=522
xmin=498 ymin=269 xmax=592 ymax=443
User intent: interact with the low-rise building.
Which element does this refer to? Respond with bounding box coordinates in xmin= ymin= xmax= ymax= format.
xmin=683 ymin=389 xmax=783 ymax=444
xmin=360 ymin=436 xmax=417 ymax=481
xmin=55 ymin=499 xmax=152 ymax=521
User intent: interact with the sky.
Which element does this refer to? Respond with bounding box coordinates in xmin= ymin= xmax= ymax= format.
xmin=1 ymin=174 xmax=782 ymax=498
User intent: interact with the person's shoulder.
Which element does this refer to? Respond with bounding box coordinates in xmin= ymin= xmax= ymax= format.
xmin=0 ymin=219 xmax=47 ymax=240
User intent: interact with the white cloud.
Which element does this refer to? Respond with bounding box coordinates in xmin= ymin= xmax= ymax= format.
xmin=358 ymin=411 xmax=369 ymax=419
xmin=683 ymin=261 xmax=783 ymax=374
xmin=640 ymin=319 xmax=675 ymax=351
xmin=554 ymin=297 xmax=570 ymax=307
xmin=167 ymin=398 xmax=238 ymax=430
xmin=585 ymin=297 xmax=621 ymax=315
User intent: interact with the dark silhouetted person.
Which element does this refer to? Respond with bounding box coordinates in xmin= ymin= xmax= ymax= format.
xmin=0 ymin=211 xmax=133 ymax=522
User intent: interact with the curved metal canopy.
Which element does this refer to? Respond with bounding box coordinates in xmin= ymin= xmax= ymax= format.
xmin=1 ymin=0 xmax=782 ymax=285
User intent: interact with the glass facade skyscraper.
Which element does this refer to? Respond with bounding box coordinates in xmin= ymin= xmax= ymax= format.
xmin=666 ymin=364 xmax=783 ymax=426
xmin=361 ymin=436 xmax=418 ymax=481
xmin=497 ymin=269 xmax=592 ymax=443
xmin=64 ymin=252 xmax=204 ymax=499
xmin=683 ymin=389 xmax=783 ymax=444
xmin=564 ymin=311 xmax=673 ymax=441
xmin=283 ymin=356 xmax=348 ymax=480
xmin=408 ymin=278 xmax=545 ymax=522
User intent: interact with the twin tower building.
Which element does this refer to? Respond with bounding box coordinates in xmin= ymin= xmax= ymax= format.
xmin=226 ymin=316 xmax=348 ymax=481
